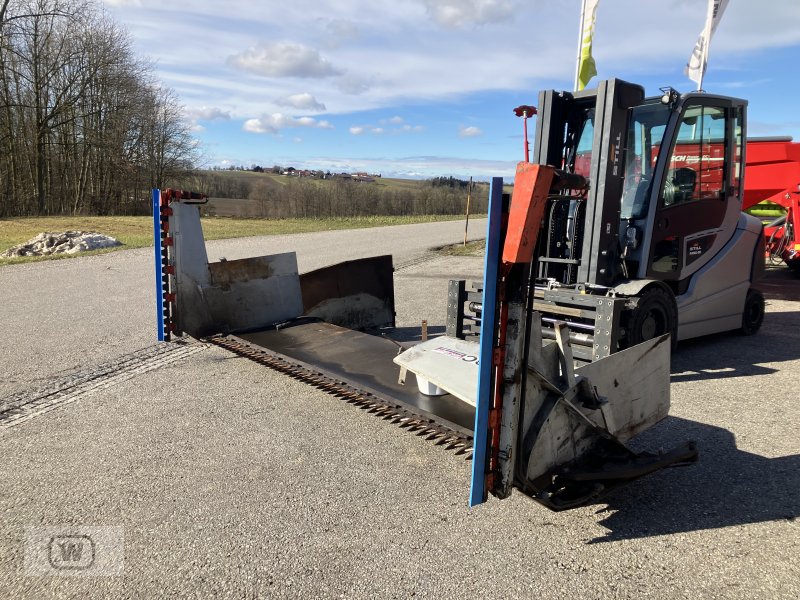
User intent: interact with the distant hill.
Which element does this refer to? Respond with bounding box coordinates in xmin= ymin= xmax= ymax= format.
xmin=173 ymin=170 xmax=491 ymax=219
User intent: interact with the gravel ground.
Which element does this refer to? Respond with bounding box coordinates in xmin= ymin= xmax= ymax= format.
xmin=0 ymin=220 xmax=798 ymax=599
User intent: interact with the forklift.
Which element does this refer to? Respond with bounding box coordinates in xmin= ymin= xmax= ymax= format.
xmin=448 ymin=78 xmax=766 ymax=364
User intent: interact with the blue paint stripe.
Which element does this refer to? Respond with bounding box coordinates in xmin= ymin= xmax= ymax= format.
xmin=153 ymin=189 xmax=165 ymax=342
xmin=469 ymin=177 xmax=504 ymax=507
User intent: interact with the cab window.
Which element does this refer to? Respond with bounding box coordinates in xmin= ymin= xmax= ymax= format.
xmin=661 ymin=105 xmax=727 ymax=207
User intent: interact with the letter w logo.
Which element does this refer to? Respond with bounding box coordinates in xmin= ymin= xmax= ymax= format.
xmin=58 ymin=540 xmax=83 ymax=562
xmin=48 ymin=535 xmax=95 ymax=570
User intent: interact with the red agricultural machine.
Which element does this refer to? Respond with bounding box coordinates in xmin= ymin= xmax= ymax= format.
xmin=743 ymin=138 xmax=800 ymax=271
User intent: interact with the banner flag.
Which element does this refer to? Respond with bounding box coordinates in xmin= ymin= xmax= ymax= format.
xmin=685 ymin=0 xmax=730 ymax=88
xmin=577 ymin=0 xmax=600 ymax=91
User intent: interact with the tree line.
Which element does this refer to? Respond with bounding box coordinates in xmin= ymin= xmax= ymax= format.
xmin=247 ymin=178 xmax=488 ymax=219
xmin=429 ymin=175 xmax=472 ymax=189
xmin=0 ymin=0 xmax=196 ymax=217
xmin=174 ymin=170 xmax=489 ymax=219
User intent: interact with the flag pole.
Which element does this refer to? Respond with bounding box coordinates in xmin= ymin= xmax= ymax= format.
xmin=574 ymin=0 xmax=587 ymax=91
xmin=463 ymin=176 xmax=472 ymax=247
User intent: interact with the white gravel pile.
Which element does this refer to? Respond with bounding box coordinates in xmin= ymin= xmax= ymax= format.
xmin=2 ymin=231 xmax=122 ymax=257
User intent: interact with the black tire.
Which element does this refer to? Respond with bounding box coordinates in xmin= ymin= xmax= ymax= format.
xmin=740 ymin=288 xmax=765 ymax=335
xmin=625 ymin=286 xmax=678 ymax=350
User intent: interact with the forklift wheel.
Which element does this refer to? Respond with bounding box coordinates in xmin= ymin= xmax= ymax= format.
xmin=626 ymin=287 xmax=678 ymax=350
xmin=740 ymin=288 xmax=765 ymax=335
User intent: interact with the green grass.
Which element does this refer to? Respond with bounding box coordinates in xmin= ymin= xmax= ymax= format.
xmin=0 ymin=214 xmax=467 ymax=266
xmin=437 ymin=239 xmax=486 ymax=257
xmin=206 ymin=171 xmax=424 ymax=190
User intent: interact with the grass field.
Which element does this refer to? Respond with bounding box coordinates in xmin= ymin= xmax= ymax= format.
xmin=207 ymin=170 xmax=461 ymax=189
xmin=0 ymin=214 xmax=468 ymax=266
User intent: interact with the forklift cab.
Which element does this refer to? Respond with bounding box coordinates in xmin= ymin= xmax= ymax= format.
xmin=621 ymin=92 xmax=747 ymax=287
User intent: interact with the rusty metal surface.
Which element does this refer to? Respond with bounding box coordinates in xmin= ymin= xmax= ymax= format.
xmin=299 ymin=255 xmax=395 ymax=330
xmin=208 ymin=256 xmax=277 ymax=287
xmin=208 ymin=322 xmax=475 ymax=455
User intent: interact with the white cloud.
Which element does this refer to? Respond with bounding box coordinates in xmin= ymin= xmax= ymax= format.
xmin=335 ymin=75 xmax=372 ymax=96
xmin=186 ymin=106 xmax=231 ymax=121
xmin=275 ymin=93 xmax=327 ymax=112
xmin=243 ymin=113 xmax=335 ymax=134
xmin=349 ymin=125 xmax=393 ymax=135
xmin=459 ymin=125 xmax=482 ymax=138
xmin=379 ymin=116 xmax=424 ymax=132
xmin=360 ymin=118 xmax=424 ymax=135
xmin=716 ymin=78 xmax=773 ymax=90
xmin=323 ymin=19 xmax=360 ymax=48
xmin=422 ymin=0 xmax=515 ymax=28
xmin=103 ymin=1 xmax=800 ymax=117
xmin=228 ymin=42 xmax=341 ymax=78
xmin=101 ymin=0 xmax=800 ymax=164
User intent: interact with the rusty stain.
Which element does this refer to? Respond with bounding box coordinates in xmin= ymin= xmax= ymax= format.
xmin=209 ymin=256 xmax=275 ymax=288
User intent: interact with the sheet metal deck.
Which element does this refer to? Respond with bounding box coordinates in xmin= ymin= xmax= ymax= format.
xmin=237 ymin=322 xmax=475 ymax=433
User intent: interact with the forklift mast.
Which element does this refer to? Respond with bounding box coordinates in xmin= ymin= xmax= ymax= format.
xmin=533 ymin=79 xmax=645 ymax=287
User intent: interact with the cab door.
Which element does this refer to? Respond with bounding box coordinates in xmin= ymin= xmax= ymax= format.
xmin=646 ymin=99 xmax=744 ymax=284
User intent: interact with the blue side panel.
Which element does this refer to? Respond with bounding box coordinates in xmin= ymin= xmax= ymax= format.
xmin=469 ymin=177 xmax=504 ymax=507
xmin=153 ymin=189 xmax=165 ymax=342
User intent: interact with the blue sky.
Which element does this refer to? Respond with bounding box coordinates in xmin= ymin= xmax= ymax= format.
xmin=102 ymin=0 xmax=800 ymax=179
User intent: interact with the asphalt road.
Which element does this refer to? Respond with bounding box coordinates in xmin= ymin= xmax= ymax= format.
xmin=1 ymin=220 xmax=798 ymax=599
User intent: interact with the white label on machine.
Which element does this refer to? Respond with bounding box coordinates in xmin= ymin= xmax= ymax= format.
xmin=393 ymin=336 xmax=480 ymax=406
xmin=431 ymin=346 xmax=479 ymax=363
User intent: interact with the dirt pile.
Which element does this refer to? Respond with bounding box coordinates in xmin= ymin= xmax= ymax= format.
xmin=2 ymin=231 xmax=122 ymax=257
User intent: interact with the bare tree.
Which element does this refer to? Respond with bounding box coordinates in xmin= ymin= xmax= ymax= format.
xmin=0 ymin=0 xmax=198 ymax=216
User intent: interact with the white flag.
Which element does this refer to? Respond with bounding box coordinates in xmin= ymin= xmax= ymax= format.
xmin=685 ymin=0 xmax=730 ymax=88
